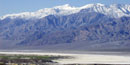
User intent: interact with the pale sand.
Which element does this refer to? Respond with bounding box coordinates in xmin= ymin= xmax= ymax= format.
xmin=0 ymin=52 xmax=130 ymax=64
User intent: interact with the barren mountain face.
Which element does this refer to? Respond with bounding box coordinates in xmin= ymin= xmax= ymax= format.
xmin=0 ymin=4 xmax=130 ymax=50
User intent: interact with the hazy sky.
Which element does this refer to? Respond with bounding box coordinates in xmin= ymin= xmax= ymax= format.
xmin=0 ymin=0 xmax=130 ymax=16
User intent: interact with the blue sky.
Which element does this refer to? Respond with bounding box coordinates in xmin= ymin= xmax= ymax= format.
xmin=0 ymin=0 xmax=130 ymax=16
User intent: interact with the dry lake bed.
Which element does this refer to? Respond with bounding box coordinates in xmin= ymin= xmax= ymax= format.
xmin=0 ymin=51 xmax=130 ymax=65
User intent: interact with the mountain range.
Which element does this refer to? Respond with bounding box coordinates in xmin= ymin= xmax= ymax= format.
xmin=0 ymin=3 xmax=130 ymax=51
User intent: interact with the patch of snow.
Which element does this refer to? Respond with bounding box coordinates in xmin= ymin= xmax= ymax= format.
xmin=0 ymin=3 xmax=130 ymax=20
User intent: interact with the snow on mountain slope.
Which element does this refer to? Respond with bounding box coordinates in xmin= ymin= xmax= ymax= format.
xmin=0 ymin=3 xmax=130 ymax=20
xmin=0 ymin=4 xmax=80 ymax=20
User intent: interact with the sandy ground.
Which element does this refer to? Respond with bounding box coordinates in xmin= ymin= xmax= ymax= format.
xmin=0 ymin=51 xmax=130 ymax=64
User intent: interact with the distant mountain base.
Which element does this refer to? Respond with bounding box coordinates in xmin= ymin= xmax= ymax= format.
xmin=0 ymin=40 xmax=130 ymax=52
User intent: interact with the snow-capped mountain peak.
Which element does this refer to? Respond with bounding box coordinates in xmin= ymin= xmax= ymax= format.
xmin=54 ymin=4 xmax=76 ymax=10
xmin=80 ymin=3 xmax=105 ymax=9
xmin=0 ymin=4 xmax=79 ymax=20
xmin=0 ymin=3 xmax=130 ymax=20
